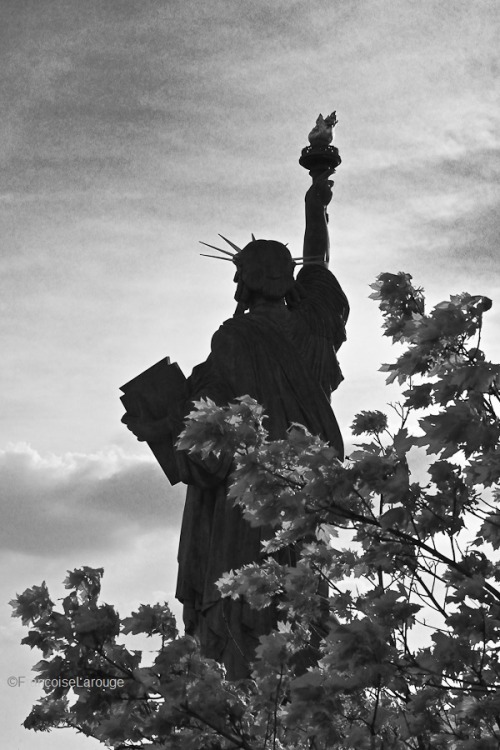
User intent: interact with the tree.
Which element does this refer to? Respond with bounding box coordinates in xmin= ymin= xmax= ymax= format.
xmin=11 ymin=272 xmax=500 ymax=749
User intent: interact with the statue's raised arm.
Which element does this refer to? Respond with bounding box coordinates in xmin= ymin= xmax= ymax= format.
xmin=303 ymin=168 xmax=335 ymax=267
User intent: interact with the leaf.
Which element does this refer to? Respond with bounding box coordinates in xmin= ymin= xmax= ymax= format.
xmin=478 ymin=512 xmax=500 ymax=549
xmin=351 ymin=410 xmax=388 ymax=436
xmin=10 ymin=582 xmax=53 ymax=625
xmin=177 ymin=395 xmax=268 ymax=458
xmin=253 ymin=630 xmax=293 ymax=671
xmin=23 ymin=697 xmax=69 ymax=731
xmin=403 ymin=382 xmax=434 ymax=409
xmin=392 ymin=427 xmax=415 ymax=457
xmin=73 ymin=603 xmax=120 ymax=645
xmin=290 ymin=669 xmax=325 ymax=701
xmin=122 ymin=603 xmax=178 ymax=639
xmin=63 ymin=567 xmax=103 ymax=603
xmin=418 ymin=403 xmax=499 ymax=458
xmin=466 ymin=447 xmax=500 ymax=487
xmin=379 ymin=506 xmax=411 ymax=529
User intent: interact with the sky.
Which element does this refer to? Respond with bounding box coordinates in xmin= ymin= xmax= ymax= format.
xmin=1 ymin=1 xmax=500 ymax=746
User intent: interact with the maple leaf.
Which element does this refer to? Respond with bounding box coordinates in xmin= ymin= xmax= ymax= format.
xmin=403 ymin=382 xmax=434 ymax=409
xmin=418 ymin=403 xmax=499 ymax=458
xmin=479 ymin=512 xmax=500 ymax=549
xmin=466 ymin=447 xmax=500 ymax=487
xmin=10 ymin=582 xmax=53 ymax=626
xmin=23 ymin=697 xmax=69 ymax=731
xmin=73 ymin=603 xmax=120 ymax=645
xmin=379 ymin=506 xmax=411 ymax=530
xmin=122 ymin=603 xmax=178 ymax=639
xmin=63 ymin=567 xmax=103 ymax=604
xmin=351 ymin=410 xmax=388 ymax=435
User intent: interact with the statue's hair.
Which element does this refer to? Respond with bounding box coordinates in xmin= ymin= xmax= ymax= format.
xmin=231 ymin=240 xmax=296 ymax=313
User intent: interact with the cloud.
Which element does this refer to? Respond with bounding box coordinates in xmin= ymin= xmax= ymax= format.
xmin=336 ymin=142 xmax=500 ymax=286
xmin=1 ymin=444 xmax=184 ymax=557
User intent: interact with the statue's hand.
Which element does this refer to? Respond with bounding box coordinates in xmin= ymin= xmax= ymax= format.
xmin=305 ymin=168 xmax=335 ymax=209
xmin=121 ymin=413 xmax=171 ymax=443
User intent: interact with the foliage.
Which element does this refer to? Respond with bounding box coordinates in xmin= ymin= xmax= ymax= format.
xmin=11 ymin=271 xmax=500 ymax=749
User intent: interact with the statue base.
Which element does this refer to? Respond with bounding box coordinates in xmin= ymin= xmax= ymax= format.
xmin=299 ymin=144 xmax=341 ymax=175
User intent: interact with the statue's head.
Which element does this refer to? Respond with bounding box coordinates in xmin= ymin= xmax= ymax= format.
xmin=199 ymin=234 xmax=303 ymax=316
xmin=233 ymin=240 xmax=295 ymax=302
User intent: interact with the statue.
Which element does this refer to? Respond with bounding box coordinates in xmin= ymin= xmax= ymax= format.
xmin=121 ymin=115 xmax=349 ymax=679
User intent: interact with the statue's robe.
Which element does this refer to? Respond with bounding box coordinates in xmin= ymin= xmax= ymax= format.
xmin=174 ymin=264 xmax=349 ymax=678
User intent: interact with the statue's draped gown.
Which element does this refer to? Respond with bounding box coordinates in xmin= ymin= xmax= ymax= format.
xmin=174 ymin=264 xmax=349 ymax=678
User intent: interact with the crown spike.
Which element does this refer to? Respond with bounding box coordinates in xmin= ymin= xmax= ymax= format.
xmin=200 ymin=253 xmax=233 ymax=261
xmin=218 ymin=234 xmax=242 ymax=253
xmin=251 ymin=233 xmax=256 ymax=241
xmin=199 ymin=241 xmax=235 ymax=257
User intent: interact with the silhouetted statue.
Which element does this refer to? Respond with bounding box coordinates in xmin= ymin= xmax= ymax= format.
xmin=122 ymin=160 xmax=348 ymax=679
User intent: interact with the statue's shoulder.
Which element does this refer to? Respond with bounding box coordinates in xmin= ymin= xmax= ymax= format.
xmin=296 ymin=263 xmax=345 ymax=290
xmin=296 ymin=264 xmax=349 ymax=323
xmin=211 ymin=314 xmax=262 ymax=349
xmin=210 ymin=317 xmax=245 ymax=358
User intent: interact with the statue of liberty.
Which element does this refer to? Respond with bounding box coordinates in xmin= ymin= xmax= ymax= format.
xmin=122 ymin=115 xmax=349 ymax=679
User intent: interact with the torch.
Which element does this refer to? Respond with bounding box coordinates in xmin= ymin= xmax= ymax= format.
xmin=299 ymin=111 xmax=341 ymax=181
